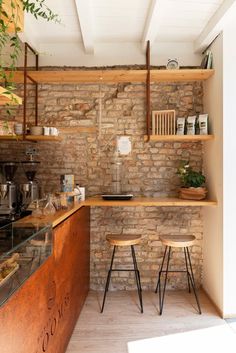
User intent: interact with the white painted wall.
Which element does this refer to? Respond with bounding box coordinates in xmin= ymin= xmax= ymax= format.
xmin=222 ymin=20 xmax=236 ymax=317
xmin=203 ymin=33 xmax=223 ymax=314
xmin=36 ymin=41 xmax=201 ymax=67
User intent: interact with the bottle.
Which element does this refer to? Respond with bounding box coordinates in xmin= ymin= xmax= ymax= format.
xmin=43 ymin=194 xmax=56 ymax=216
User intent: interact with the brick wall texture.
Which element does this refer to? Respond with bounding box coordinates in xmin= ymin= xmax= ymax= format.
xmin=0 ymin=78 xmax=204 ymax=290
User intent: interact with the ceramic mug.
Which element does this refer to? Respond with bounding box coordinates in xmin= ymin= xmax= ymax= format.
xmin=50 ymin=127 xmax=58 ymax=136
xmin=43 ymin=126 xmax=50 ymax=136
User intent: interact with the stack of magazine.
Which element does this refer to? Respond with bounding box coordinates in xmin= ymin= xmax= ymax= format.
xmin=201 ymin=51 xmax=213 ymax=69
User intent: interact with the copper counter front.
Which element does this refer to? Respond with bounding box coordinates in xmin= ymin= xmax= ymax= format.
xmin=0 ymin=206 xmax=90 ymax=353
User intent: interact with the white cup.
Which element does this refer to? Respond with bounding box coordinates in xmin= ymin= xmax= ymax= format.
xmin=50 ymin=127 xmax=58 ymax=136
xmin=14 ymin=123 xmax=23 ymax=135
xmin=43 ymin=127 xmax=50 ymax=136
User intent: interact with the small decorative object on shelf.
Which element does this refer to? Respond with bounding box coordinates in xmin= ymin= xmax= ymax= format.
xmin=177 ymin=161 xmax=207 ymax=200
xmin=166 ymin=58 xmax=179 ymax=70
xmin=201 ymin=51 xmax=213 ymax=69
xmin=152 ymin=110 xmax=176 ymax=135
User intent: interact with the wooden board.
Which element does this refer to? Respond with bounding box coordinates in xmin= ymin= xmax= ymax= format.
xmin=0 ymin=135 xmax=23 ymax=140
xmin=1 ymin=0 xmax=24 ymax=33
xmin=25 ymin=135 xmax=62 ymax=141
xmin=5 ymin=69 xmax=214 ymax=84
xmin=84 ymin=196 xmax=217 ymax=207
xmin=0 ymin=86 xmax=22 ymax=105
xmin=144 ymin=134 xmax=214 ymax=142
xmin=0 ymin=206 xmax=90 ymax=353
xmin=19 ymin=203 xmax=84 ymax=228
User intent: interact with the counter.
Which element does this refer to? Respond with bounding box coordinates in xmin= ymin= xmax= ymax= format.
xmin=83 ymin=196 xmax=217 ymax=207
xmin=0 ymin=205 xmax=90 ymax=353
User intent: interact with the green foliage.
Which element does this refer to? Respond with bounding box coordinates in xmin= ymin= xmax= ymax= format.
xmin=0 ymin=0 xmax=60 ymax=111
xmin=177 ymin=161 xmax=206 ymax=188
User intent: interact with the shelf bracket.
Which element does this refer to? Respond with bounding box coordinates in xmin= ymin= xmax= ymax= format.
xmin=23 ymin=42 xmax=39 ymax=140
xmin=146 ymin=40 xmax=151 ymax=142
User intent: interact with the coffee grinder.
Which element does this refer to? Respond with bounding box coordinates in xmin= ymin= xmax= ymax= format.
xmin=21 ymin=160 xmax=40 ymax=206
xmin=0 ymin=162 xmax=18 ymax=215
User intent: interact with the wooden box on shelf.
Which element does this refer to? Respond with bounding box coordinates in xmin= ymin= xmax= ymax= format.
xmin=152 ymin=110 xmax=176 ymax=135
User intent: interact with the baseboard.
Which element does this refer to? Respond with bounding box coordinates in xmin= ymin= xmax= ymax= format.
xmin=201 ymin=287 xmax=223 ymax=318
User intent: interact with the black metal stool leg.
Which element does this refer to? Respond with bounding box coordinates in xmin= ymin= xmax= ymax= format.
xmin=159 ymin=246 xmax=171 ymax=315
xmin=186 ymin=247 xmax=202 ymax=315
xmin=131 ymin=245 xmax=143 ymax=313
xmin=155 ymin=246 xmax=168 ymax=293
xmin=184 ymin=247 xmax=191 ymax=293
xmin=101 ymin=245 xmax=116 ymax=313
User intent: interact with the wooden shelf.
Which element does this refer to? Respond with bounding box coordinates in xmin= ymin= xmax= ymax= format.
xmin=0 ymin=86 xmax=22 ymax=105
xmin=25 ymin=135 xmax=62 ymax=141
xmin=7 ymin=69 xmax=214 ymax=84
xmin=84 ymin=196 xmax=217 ymax=207
xmin=144 ymin=134 xmax=214 ymax=142
xmin=0 ymin=135 xmax=23 ymax=140
xmin=0 ymin=135 xmax=61 ymax=141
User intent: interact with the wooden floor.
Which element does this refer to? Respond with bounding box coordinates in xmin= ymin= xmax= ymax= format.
xmin=66 ymin=290 xmax=233 ymax=353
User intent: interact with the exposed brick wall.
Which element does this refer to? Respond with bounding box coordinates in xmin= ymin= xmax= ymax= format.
xmin=0 ymin=79 xmax=204 ymax=290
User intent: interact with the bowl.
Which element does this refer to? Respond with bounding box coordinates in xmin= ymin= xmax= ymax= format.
xmin=29 ymin=126 xmax=43 ymax=136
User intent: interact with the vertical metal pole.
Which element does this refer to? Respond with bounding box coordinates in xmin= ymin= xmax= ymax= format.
xmin=23 ymin=43 xmax=28 ymax=139
xmin=146 ymin=40 xmax=151 ymax=141
xmin=35 ymin=53 xmax=39 ymax=126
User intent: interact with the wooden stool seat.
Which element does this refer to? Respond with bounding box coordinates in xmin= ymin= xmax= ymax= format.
xmin=159 ymin=235 xmax=195 ymax=248
xmin=106 ymin=234 xmax=142 ymax=246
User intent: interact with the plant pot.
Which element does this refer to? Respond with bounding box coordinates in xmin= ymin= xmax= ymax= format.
xmin=179 ymin=187 xmax=207 ymax=200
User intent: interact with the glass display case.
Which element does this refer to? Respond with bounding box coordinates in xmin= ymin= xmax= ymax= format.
xmin=0 ymin=222 xmax=52 ymax=306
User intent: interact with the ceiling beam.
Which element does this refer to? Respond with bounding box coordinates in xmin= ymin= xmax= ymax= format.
xmin=194 ymin=0 xmax=236 ymax=53
xmin=141 ymin=0 xmax=159 ymax=51
xmin=74 ymin=0 xmax=94 ymax=55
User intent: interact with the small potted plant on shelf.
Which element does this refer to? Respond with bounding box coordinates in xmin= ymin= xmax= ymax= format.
xmin=177 ymin=161 xmax=207 ymax=200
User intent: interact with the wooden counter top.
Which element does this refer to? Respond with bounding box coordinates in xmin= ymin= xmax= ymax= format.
xmin=83 ymin=196 xmax=217 ymax=207
xmin=18 ymin=196 xmax=217 ymax=228
xmin=19 ymin=202 xmax=85 ymax=228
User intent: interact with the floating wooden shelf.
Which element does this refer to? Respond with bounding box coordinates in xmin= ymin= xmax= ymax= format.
xmin=0 ymin=135 xmax=23 ymax=140
xmin=144 ymin=134 xmax=214 ymax=142
xmin=0 ymin=135 xmax=61 ymax=141
xmin=25 ymin=135 xmax=62 ymax=141
xmin=0 ymin=86 xmax=22 ymax=105
xmin=84 ymin=196 xmax=217 ymax=207
xmin=6 ymin=69 xmax=214 ymax=84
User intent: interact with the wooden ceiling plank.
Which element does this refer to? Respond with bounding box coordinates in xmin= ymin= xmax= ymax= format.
xmin=194 ymin=0 xmax=236 ymax=52
xmin=141 ymin=0 xmax=159 ymax=51
xmin=74 ymin=0 xmax=94 ymax=54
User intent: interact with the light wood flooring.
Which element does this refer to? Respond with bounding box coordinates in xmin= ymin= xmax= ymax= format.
xmin=66 ymin=290 xmax=235 ymax=353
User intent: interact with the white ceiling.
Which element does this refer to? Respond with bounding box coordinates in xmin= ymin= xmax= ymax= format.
xmin=20 ymin=0 xmax=235 ymax=66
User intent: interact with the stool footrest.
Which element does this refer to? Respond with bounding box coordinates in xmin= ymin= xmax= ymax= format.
xmin=110 ymin=269 xmax=139 ymax=272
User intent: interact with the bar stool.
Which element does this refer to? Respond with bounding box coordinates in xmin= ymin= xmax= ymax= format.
xmin=101 ymin=234 xmax=143 ymax=313
xmin=155 ymin=235 xmax=201 ymax=315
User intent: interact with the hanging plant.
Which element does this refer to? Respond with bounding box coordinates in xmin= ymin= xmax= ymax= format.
xmin=0 ymin=0 xmax=60 ymax=111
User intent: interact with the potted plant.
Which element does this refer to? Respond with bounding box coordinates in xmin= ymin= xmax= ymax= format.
xmin=177 ymin=161 xmax=207 ymax=200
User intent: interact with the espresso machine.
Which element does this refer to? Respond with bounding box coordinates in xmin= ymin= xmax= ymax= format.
xmin=20 ymin=160 xmax=40 ymax=207
xmin=0 ymin=162 xmax=18 ymax=216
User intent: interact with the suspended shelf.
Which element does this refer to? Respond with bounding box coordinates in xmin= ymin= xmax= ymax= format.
xmin=144 ymin=134 xmax=215 ymax=142
xmin=6 ymin=69 xmax=214 ymax=84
